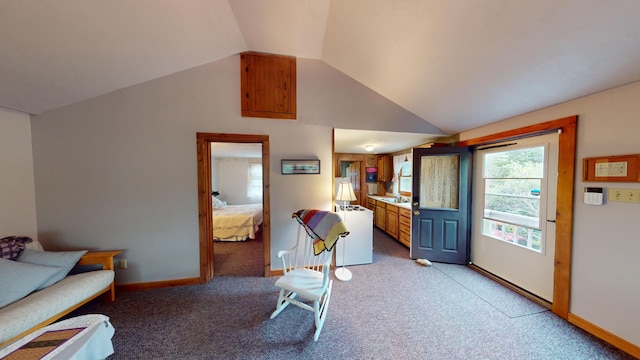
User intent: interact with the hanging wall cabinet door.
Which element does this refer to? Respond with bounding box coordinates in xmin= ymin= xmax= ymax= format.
xmin=241 ymin=52 xmax=296 ymax=119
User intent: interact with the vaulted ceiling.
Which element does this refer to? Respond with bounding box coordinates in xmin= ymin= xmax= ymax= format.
xmin=2 ymin=0 xmax=640 ymax=135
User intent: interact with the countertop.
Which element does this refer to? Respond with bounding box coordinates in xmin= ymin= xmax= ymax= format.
xmin=368 ymin=195 xmax=411 ymax=209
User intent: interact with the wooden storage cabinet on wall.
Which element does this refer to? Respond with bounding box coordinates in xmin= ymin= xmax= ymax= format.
xmin=241 ymin=52 xmax=296 ymax=119
xmin=398 ymin=207 xmax=411 ymax=248
xmin=377 ymin=155 xmax=393 ymax=182
xmin=365 ymin=155 xmax=377 ymax=167
xmin=386 ymin=203 xmax=399 ymax=239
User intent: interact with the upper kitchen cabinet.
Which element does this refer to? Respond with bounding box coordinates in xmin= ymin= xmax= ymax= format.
xmin=377 ymin=155 xmax=393 ymax=182
xmin=365 ymin=155 xmax=377 ymax=167
xmin=241 ymin=52 xmax=296 ymax=120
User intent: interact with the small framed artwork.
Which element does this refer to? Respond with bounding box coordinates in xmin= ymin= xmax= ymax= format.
xmin=583 ymin=154 xmax=640 ymax=182
xmin=281 ymin=159 xmax=320 ymax=175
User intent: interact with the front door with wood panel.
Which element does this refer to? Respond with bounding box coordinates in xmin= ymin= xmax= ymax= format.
xmin=410 ymin=147 xmax=471 ymax=264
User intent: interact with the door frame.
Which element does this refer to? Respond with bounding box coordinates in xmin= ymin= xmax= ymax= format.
xmin=457 ymin=115 xmax=577 ymax=319
xmin=334 ymin=153 xmax=367 ymax=206
xmin=196 ymin=133 xmax=271 ymax=282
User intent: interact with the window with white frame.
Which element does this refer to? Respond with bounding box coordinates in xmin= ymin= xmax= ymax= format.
xmin=399 ymin=158 xmax=412 ymax=194
xmin=247 ymin=162 xmax=263 ymax=199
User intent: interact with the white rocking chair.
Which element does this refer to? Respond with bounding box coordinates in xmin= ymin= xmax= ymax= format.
xmin=270 ymin=224 xmax=334 ymax=341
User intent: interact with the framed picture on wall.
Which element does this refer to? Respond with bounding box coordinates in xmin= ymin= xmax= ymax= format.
xmin=281 ymin=159 xmax=320 ymax=175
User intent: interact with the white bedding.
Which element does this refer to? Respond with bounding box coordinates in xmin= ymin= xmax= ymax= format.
xmin=213 ymin=203 xmax=263 ymax=241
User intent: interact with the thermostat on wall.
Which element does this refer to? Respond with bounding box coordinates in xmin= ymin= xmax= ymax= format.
xmin=584 ymin=187 xmax=604 ymax=205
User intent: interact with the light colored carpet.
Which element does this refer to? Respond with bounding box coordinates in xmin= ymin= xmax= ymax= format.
xmin=70 ymin=228 xmax=633 ymax=359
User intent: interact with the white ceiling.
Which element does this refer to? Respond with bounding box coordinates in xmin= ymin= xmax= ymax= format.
xmin=335 ymin=129 xmax=437 ymax=154
xmin=3 ymin=0 xmax=640 ymax=138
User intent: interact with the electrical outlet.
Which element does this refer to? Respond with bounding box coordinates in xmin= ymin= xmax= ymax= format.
xmin=119 ymin=259 xmax=127 ymax=269
xmin=608 ymin=188 xmax=640 ymax=203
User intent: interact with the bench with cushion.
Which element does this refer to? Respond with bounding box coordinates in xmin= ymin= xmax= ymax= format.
xmin=0 ymin=236 xmax=119 ymax=348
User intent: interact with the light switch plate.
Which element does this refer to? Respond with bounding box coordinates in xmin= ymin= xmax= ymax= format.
xmin=608 ymin=188 xmax=640 ymax=203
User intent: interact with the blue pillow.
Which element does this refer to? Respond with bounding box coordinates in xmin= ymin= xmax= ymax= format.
xmin=0 ymin=258 xmax=61 ymax=307
xmin=16 ymin=249 xmax=88 ymax=289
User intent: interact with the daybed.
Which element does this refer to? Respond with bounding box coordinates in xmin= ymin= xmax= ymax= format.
xmin=0 ymin=237 xmax=118 ymax=348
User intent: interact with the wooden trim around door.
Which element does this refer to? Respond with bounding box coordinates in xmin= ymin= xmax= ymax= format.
xmin=457 ymin=115 xmax=577 ymax=320
xmin=196 ymin=133 xmax=271 ymax=283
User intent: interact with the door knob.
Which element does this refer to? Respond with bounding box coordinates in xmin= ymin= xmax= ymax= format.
xmin=414 ymin=210 xmax=420 ymax=216
xmin=413 ymin=202 xmax=419 ymax=206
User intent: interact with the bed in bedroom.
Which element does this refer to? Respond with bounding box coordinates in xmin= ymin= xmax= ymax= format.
xmin=212 ymin=202 xmax=264 ymax=241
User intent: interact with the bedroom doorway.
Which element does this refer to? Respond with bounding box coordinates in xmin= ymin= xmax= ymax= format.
xmin=211 ymin=142 xmax=264 ymax=276
xmin=196 ymin=133 xmax=271 ymax=282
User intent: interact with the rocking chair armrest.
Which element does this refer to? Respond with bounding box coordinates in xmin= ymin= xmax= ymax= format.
xmin=277 ymin=246 xmax=298 ymax=273
xmin=276 ymin=249 xmax=292 ymax=258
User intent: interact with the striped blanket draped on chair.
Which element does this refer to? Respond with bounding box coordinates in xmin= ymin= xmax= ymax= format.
xmin=292 ymin=209 xmax=349 ymax=255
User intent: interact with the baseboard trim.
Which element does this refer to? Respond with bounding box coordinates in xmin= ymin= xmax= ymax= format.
xmin=568 ymin=313 xmax=640 ymax=359
xmin=270 ymin=269 xmax=284 ymax=277
xmin=116 ymin=277 xmax=200 ymax=292
xmin=467 ymin=264 xmax=552 ymax=310
xmin=469 ymin=264 xmax=639 ymax=358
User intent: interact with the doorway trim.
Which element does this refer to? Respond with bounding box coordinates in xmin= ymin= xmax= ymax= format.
xmin=457 ymin=115 xmax=577 ymax=319
xmin=196 ymin=133 xmax=271 ymax=282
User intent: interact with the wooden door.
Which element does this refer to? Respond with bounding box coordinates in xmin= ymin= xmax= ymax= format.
xmin=410 ymin=147 xmax=471 ymax=264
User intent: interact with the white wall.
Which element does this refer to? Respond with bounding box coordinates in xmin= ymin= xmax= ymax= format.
xmin=216 ymin=158 xmax=260 ymax=205
xmin=211 ymin=157 xmax=219 ymax=194
xmin=0 ymin=107 xmax=38 ymax=241
xmin=30 ymin=55 xmax=437 ymax=285
xmin=460 ymin=82 xmax=640 ymax=347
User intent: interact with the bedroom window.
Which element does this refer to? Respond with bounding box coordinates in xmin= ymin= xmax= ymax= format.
xmin=247 ymin=162 xmax=263 ymax=199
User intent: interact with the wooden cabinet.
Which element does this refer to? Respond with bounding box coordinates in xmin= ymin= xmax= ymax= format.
xmin=377 ymin=155 xmax=393 ymax=182
xmin=371 ymin=197 xmax=411 ymax=248
xmin=365 ymin=155 xmax=377 ymax=167
xmin=398 ymin=207 xmax=412 ymax=248
xmin=375 ymin=204 xmax=386 ymax=231
xmin=241 ymin=52 xmax=296 ymax=119
xmin=386 ymin=203 xmax=399 ymax=239
xmin=367 ymin=197 xmax=376 ymax=211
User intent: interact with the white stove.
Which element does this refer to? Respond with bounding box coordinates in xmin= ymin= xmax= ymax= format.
xmin=335 ymin=204 xmax=373 ymax=266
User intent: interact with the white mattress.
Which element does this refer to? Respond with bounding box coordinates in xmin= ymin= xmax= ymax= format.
xmin=213 ymin=203 xmax=263 ymax=241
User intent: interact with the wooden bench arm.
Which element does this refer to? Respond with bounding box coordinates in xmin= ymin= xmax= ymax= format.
xmin=77 ymin=250 xmax=122 ymax=271
xmin=76 ymin=250 xmax=122 ymax=302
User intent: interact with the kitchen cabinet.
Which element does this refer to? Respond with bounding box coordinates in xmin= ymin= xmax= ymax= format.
xmin=375 ymin=204 xmax=386 ymax=231
xmin=370 ymin=196 xmax=411 ymax=248
xmin=241 ymin=52 xmax=296 ymax=119
xmin=365 ymin=155 xmax=377 ymax=167
xmin=377 ymin=155 xmax=393 ymax=182
xmin=367 ymin=197 xmax=376 ymax=212
xmin=386 ymin=203 xmax=399 ymax=239
xmin=398 ymin=207 xmax=411 ymax=248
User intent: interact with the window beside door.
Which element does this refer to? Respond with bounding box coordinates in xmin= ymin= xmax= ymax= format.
xmin=481 ymin=146 xmax=545 ymax=252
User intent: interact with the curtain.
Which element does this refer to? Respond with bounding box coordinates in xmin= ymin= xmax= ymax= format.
xmin=392 ymin=155 xmax=405 ymax=194
xmin=247 ymin=162 xmax=262 ymax=199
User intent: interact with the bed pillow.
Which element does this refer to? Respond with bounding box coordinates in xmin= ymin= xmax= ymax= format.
xmin=25 ymin=239 xmax=45 ymax=251
xmin=0 ymin=258 xmax=61 ymax=307
xmin=16 ymin=248 xmax=88 ymax=289
xmin=212 ymin=197 xmax=227 ymax=209
xmin=0 ymin=236 xmax=33 ymax=260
